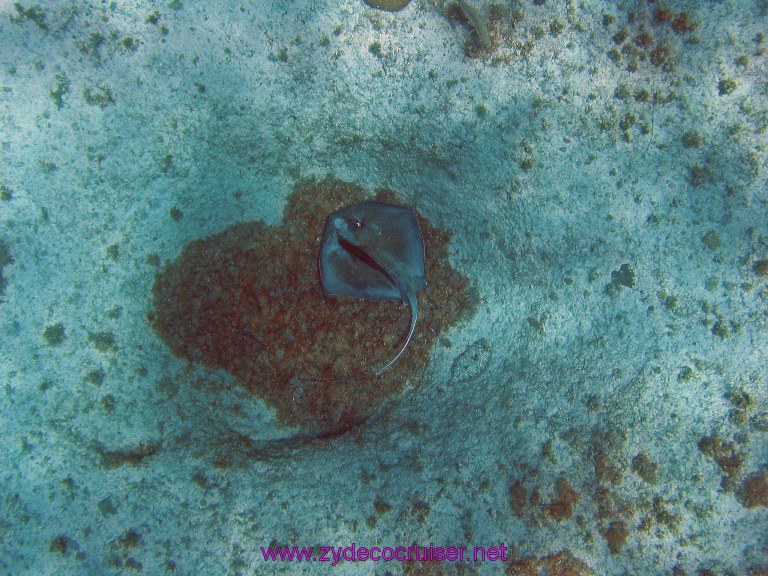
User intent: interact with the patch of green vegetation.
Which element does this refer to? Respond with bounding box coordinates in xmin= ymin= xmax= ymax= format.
xmin=160 ymin=153 xmax=173 ymax=173
xmin=726 ymin=388 xmax=753 ymax=410
xmin=118 ymin=529 xmax=142 ymax=548
xmin=50 ymin=73 xmax=69 ymax=109
xmin=729 ymin=408 xmax=746 ymax=425
xmin=653 ymin=497 xmax=680 ymax=531
xmin=145 ymin=253 xmax=160 ymax=266
xmin=634 ymin=88 xmax=650 ymax=102
xmin=607 ymin=263 xmax=636 ymax=293
xmin=549 ymin=19 xmax=564 ymax=36
xmin=83 ymin=84 xmax=115 ymax=108
xmin=100 ymin=394 xmax=116 ymax=412
xmin=191 ymin=470 xmax=212 ymax=488
xmin=619 ymin=112 xmax=636 ymax=130
xmin=42 ymin=322 xmax=66 ymax=346
xmin=711 ymin=319 xmax=729 ymax=340
xmin=688 ymin=164 xmax=711 ymax=187
xmin=612 ymin=28 xmax=629 ymax=44
xmin=702 ymin=230 xmax=721 ymax=251
xmin=717 ymin=78 xmax=737 ymax=96
xmin=106 ymin=243 xmax=119 ymax=261
xmin=527 ymin=312 xmax=549 ymax=332
xmin=753 ymin=259 xmax=768 ymax=277
xmin=663 ymin=294 xmax=678 ymax=310
xmin=13 ymin=3 xmax=48 ymax=31
xmin=603 ymin=13 xmax=615 ymax=26
xmin=0 ymin=240 xmax=11 ymax=298
xmin=597 ymin=116 xmax=615 ymax=132
xmin=146 ymin=11 xmax=160 ymax=24
xmin=614 ymin=83 xmax=631 ymax=100
xmin=88 ymin=331 xmax=116 ymax=352
xmin=632 ymin=453 xmax=658 ymax=484
xmin=0 ymin=186 xmax=12 ymax=201
xmin=39 ymin=160 xmax=58 ymax=173
xmin=750 ymin=412 xmax=768 ymax=432
xmin=475 ymin=103 xmax=488 ymax=117
xmin=319 ymin=34 xmax=330 ymax=47
xmin=735 ymin=54 xmax=749 ymax=68
xmin=168 ymin=0 xmax=182 ymax=10
xmin=122 ymin=36 xmax=138 ymax=51
xmin=85 ymin=367 xmax=105 ymax=386
xmin=369 ymin=41 xmax=384 ymax=58
xmin=704 ymin=276 xmax=719 ymax=291
xmin=682 ymin=130 xmax=702 ymax=148
xmin=518 ymin=40 xmax=534 ymax=59
xmin=677 ymin=365 xmax=695 ymax=382
xmin=98 ymin=497 xmax=118 ymax=515
xmin=169 ymin=206 xmax=183 ymax=221
xmin=531 ymin=24 xmax=545 ymax=39
xmin=276 ymin=47 xmax=288 ymax=62
xmin=79 ymin=31 xmax=104 ymax=59
xmin=519 ymin=157 xmax=536 ymax=171
xmin=49 ymin=535 xmax=70 ymax=554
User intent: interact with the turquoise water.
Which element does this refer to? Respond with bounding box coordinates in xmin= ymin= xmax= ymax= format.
xmin=1 ymin=0 xmax=766 ymax=574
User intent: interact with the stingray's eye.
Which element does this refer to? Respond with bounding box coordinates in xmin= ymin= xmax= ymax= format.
xmin=352 ymin=219 xmax=364 ymax=229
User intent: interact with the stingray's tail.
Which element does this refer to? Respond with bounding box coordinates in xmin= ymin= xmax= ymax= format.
xmin=373 ymin=289 xmax=417 ymax=376
xmin=298 ymin=287 xmax=418 ymax=383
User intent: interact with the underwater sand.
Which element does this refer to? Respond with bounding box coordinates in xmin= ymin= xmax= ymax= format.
xmin=0 ymin=0 xmax=766 ymax=574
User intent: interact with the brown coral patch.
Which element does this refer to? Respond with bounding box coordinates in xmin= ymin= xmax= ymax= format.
xmin=698 ymin=435 xmax=744 ymax=478
xmin=543 ymin=477 xmax=580 ymax=521
xmin=509 ymin=479 xmax=528 ymax=517
xmin=506 ymin=551 xmax=594 ymax=575
xmin=602 ymin=520 xmax=629 ymax=554
xmin=738 ymin=469 xmax=768 ymax=508
xmin=671 ymin=12 xmax=696 ymax=34
xmin=152 ymin=177 xmax=476 ymax=432
xmin=653 ymin=7 xmax=673 ymax=25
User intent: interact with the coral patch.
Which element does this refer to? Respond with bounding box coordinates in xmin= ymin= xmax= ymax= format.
xmin=152 ymin=177 xmax=476 ymax=432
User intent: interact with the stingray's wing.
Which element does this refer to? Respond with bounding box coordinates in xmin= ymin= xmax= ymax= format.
xmin=319 ymin=200 xmax=426 ymax=302
xmin=358 ymin=201 xmax=426 ymax=287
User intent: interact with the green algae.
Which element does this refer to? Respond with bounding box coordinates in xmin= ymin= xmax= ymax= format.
xmin=88 ymin=331 xmax=116 ymax=352
xmin=50 ymin=74 xmax=69 ymax=109
xmin=83 ymin=84 xmax=114 ymax=108
xmin=42 ymin=323 xmax=66 ymax=346
xmin=12 ymin=3 xmax=48 ymax=31
xmin=0 ymin=240 xmax=11 ymax=298
xmin=457 ymin=0 xmax=491 ymax=48
xmin=362 ymin=0 xmax=411 ymax=11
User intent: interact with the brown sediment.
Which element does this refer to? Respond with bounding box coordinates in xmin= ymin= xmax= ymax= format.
xmin=152 ymin=177 xmax=477 ymax=432
xmin=506 ymin=551 xmax=594 ymax=575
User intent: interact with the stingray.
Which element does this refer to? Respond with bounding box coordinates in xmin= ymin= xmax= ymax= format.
xmin=316 ymin=199 xmax=427 ymax=378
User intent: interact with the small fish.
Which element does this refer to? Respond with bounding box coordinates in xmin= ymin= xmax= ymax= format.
xmin=316 ymin=199 xmax=427 ymax=379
